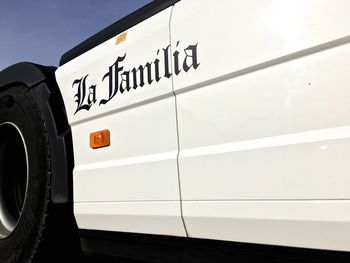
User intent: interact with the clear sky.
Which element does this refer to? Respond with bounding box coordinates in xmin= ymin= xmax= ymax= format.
xmin=0 ymin=0 xmax=151 ymax=71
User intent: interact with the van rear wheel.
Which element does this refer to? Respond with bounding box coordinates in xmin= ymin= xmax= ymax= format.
xmin=0 ymin=86 xmax=80 ymax=263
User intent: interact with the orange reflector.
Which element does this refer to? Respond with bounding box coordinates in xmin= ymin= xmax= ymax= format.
xmin=90 ymin=129 xmax=110 ymax=149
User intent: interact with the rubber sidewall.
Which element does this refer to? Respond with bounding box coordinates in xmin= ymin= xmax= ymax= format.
xmin=0 ymin=86 xmax=51 ymax=263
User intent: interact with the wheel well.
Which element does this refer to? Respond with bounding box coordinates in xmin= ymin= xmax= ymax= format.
xmin=0 ymin=62 xmax=74 ymax=204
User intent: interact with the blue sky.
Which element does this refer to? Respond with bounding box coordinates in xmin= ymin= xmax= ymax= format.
xmin=0 ymin=0 xmax=151 ymax=70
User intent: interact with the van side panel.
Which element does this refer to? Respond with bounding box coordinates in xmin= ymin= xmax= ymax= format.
xmin=56 ymin=6 xmax=187 ymax=237
xmin=171 ymin=0 xmax=350 ymax=250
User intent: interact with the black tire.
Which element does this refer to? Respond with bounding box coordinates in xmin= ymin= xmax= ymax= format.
xmin=0 ymin=85 xmax=80 ymax=262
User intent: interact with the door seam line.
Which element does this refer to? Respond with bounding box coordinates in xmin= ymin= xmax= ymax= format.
xmin=168 ymin=4 xmax=189 ymax=237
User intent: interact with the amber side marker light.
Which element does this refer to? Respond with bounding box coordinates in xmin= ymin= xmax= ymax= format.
xmin=90 ymin=129 xmax=110 ymax=149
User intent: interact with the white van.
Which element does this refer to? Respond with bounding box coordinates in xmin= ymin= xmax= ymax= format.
xmin=1 ymin=0 xmax=350 ymax=262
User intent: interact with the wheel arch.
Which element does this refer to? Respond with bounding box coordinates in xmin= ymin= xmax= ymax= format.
xmin=0 ymin=62 xmax=74 ymax=205
xmin=0 ymin=62 xmax=53 ymax=89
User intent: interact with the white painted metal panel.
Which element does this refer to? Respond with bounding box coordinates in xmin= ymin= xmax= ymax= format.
xmin=172 ymin=0 xmax=350 ymax=200
xmin=183 ymin=200 xmax=350 ymax=251
xmin=56 ymin=7 xmax=186 ymax=236
xmin=180 ymin=129 xmax=350 ymax=200
xmin=76 ymin=201 xmax=185 ymax=236
xmin=56 ymin=8 xmax=175 ymax=124
xmin=71 ymin=97 xmax=179 ymax=202
xmin=172 ymin=0 xmax=350 ymax=96
xmin=171 ymin=0 xmax=350 ymax=250
xmin=174 ymin=42 xmax=350 ymax=200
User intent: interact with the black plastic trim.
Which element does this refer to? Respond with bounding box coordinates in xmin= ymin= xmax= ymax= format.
xmin=29 ymin=82 xmax=73 ymax=204
xmin=59 ymin=0 xmax=180 ymax=66
xmin=0 ymin=62 xmax=52 ymax=89
xmin=80 ymin=230 xmax=350 ymax=263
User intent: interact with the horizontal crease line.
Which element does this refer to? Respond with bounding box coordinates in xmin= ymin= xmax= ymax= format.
xmin=74 ymin=151 xmax=177 ymax=171
xmin=73 ymin=199 xmax=350 ymax=204
xmin=74 ymin=200 xmax=179 ymax=204
xmin=181 ymin=199 xmax=350 ymax=202
xmin=175 ymin=35 xmax=350 ymax=96
xmin=71 ymin=91 xmax=173 ymax=126
xmin=180 ymin=125 xmax=350 ymax=158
